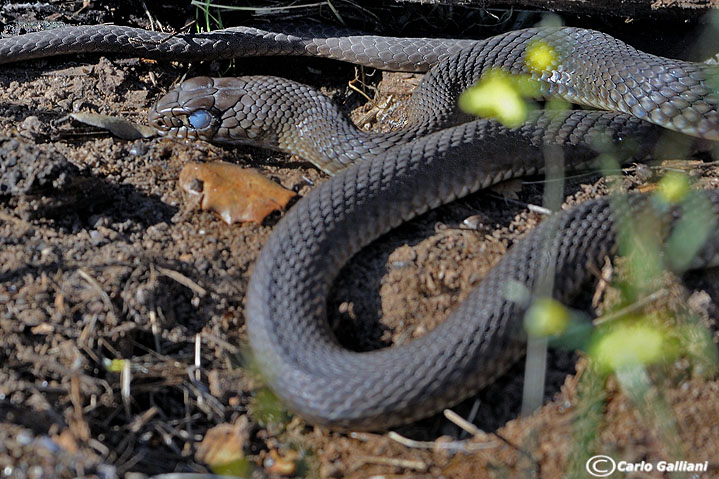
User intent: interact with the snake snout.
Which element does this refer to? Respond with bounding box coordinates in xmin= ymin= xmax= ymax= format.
xmin=148 ymin=104 xmax=219 ymax=142
xmin=149 ymin=78 xmax=222 ymax=142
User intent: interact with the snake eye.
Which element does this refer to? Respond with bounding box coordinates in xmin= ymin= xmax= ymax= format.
xmin=189 ymin=110 xmax=213 ymax=130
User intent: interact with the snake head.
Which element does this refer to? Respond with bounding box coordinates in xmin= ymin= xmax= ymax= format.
xmin=149 ymin=76 xmax=295 ymax=149
xmin=149 ymin=76 xmax=229 ymax=142
xmin=149 ymin=75 xmax=356 ymax=172
xmin=149 ymin=76 xmax=275 ymax=142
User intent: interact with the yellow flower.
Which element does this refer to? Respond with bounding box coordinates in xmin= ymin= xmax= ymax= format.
xmin=524 ymin=297 xmax=570 ymax=337
xmin=589 ymin=321 xmax=673 ymax=373
xmin=458 ymin=69 xmax=533 ymax=127
xmin=525 ymin=40 xmax=558 ymax=73
xmin=657 ymin=171 xmax=691 ymax=204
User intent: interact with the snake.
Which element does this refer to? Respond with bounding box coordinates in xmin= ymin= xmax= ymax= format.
xmin=2 ymin=23 xmax=719 ymax=430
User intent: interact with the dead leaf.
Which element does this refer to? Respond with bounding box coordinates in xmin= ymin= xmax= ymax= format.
xmin=179 ymin=161 xmax=296 ymax=224
xmin=195 ymin=418 xmax=252 ymax=476
xmin=266 ymin=449 xmax=299 ymax=476
xmin=70 ymin=112 xmax=156 ymax=139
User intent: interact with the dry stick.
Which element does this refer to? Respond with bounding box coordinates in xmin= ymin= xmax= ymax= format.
xmin=355 ymin=455 xmax=428 ymax=471
xmin=387 ymin=431 xmax=442 ymax=449
xmin=590 ymin=256 xmax=613 ymax=310
xmin=185 ymin=371 xmax=227 ymax=419
xmin=356 ymin=94 xmax=395 ymax=128
xmin=155 ymin=265 xmax=207 ymax=296
xmin=348 ymin=69 xmax=377 ymax=103
xmin=147 ymin=474 xmax=243 ymax=479
xmin=593 ymin=289 xmax=669 ymax=326
xmin=484 ymin=192 xmax=554 ymax=215
xmin=121 ymin=359 xmax=132 ymax=418
xmin=78 ymin=313 xmax=99 ymax=347
xmin=387 ymin=431 xmax=499 ymax=453
xmin=78 ymin=268 xmax=119 ymax=324
xmin=141 ymin=0 xmax=156 ymax=31
xmin=149 ymin=310 xmax=162 ymax=353
xmin=202 ymin=332 xmax=240 ymax=354
xmin=444 ymin=409 xmax=488 ymax=438
xmin=88 ymin=438 xmax=110 ymax=457
xmin=129 ymin=406 xmax=159 ymax=433
xmin=193 ymin=333 xmax=204 ymax=410
xmin=464 ymin=399 xmax=481 ymax=429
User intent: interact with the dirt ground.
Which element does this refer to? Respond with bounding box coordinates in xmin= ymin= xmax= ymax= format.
xmin=1 ymin=1 xmax=719 ymax=478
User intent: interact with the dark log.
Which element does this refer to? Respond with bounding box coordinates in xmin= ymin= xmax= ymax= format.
xmin=394 ymin=0 xmax=719 ymax=19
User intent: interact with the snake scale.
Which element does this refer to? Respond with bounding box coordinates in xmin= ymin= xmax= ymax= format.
xmin=2 ymin=23 xmax=719 ymax=429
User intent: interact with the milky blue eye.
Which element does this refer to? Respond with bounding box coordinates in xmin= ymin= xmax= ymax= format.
xmin=189 ymin=110 xmax=212 ymax=129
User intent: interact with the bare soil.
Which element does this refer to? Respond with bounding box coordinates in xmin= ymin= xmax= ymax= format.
xmin=1 ymin=2 xmax=718 ymax=478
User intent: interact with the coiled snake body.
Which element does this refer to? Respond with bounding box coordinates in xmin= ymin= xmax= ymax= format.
xmin=2 ymin=23 xmax=719 ymax=429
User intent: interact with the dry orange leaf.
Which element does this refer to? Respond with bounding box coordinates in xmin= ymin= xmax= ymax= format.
xmin=195 ymin=418 xmax=252 ymax=476
xmin=179 ymin=161 xmax=296 ymax=224
xmin=266 ymin=449 xmax=299 ymax=476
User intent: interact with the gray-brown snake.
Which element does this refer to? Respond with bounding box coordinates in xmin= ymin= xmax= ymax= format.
xmin=1 ymin=23 xmax=719 ymax=429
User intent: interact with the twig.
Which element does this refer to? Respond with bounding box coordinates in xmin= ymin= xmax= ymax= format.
xmin=348 ymin=74 xmax=376 ymax=103
xmin=202 ymin=332 xmax=240 ymax=354
xmin=593 ymin=289 xmax=669 ymax=325
xmin=528 ymin=203 xmax=553 ymax=215
xmin=484 ymin=193 xmax=554 ymax=215
xmin=155 ymin=265 xmax=207 ymax=296
xmin=129 ymin=406 xmax=159 ymax=433
xmin=148 ymin=474 xmax=243 ymax=479
xmin=141 ymin=0 xmax=156 ymax=31
xmin=355 ymin=455 xmax=427 ymax=471
xmin=149 ymin=310 xmax=162 ymax=353
xmin=387 ymin=431 xmax=440 ymax=449
xmin=387 ymin=431 xmax=499 ymax=452
xmin=356 ymin=94 xmax=394 ymax=128
xmin=78 ymin=268 xmax=119 ymax=324
xmin=121 ymin=359 xmax=132 ymax=418
xmin=443 ymin=409 xmax=485 ymax=437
